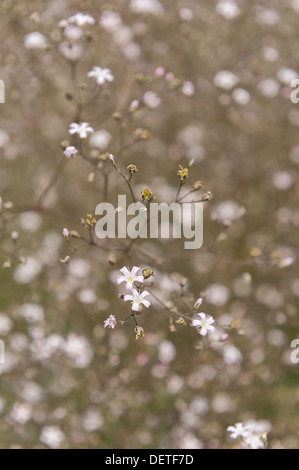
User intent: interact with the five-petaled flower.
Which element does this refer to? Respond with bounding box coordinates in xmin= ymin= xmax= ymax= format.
xmin=117 ymin=266 xmax=144 ymax=291
xmin=227 ymin=422 xmax=250 ymax=440
xmin=63 ymin=146 xmax=78 ymax=158
xmin=104 ymin=314 xmax=117 ymax=329
xmin=124 ymin=289 xmax=151 ymax=311
xmin=192 ymin=312 xmax=215 ymax=336
xmin=87 ymin=66 xmax=114 ymax=85
xmin=69 ymin=122 xmax=94 ymax=139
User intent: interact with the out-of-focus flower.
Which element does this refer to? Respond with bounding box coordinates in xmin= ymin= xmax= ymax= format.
xmin=63 ymin=146 xmax=78 ymax=158
xmin=100 ymin=11 xmax=123 ymax=32
xmin=214 ymin=70 xmax=239 ymax=90
xmin=87 ymin=66 xmax=114 ymax=85
xmin=124 ymin=289 xmax=151 ymax=311
xmin=182 ymin=81 xmax=195 ymax=96
xmin=69 ymin=122 xmax=94 ymax=139
xmin=40 ymin=426 xmax=65 ymax=449
xmin=143 ymin=91 xmax=161 ymax=109
xmin=89 ymin=130 xmax=111 ymax=150
xmin=130 ymin=0 xmax=164 ymax=15
xmin=59 ymin=42 xmax=84 ymax=61
xmin=11 ymin=231 xmax=19 ymax=241
xmin=227 ymin=422 xmax=250 ymax=440
xmin=155 ymin=66 xmax=165 ymax=77
xmin=68 ymin=13 xmax=95 ymax=26
xmin=192 ymin=313 xmax=216 ymax=336
xmin=215 ymin=0 xmax=241 ymax=19
xmin=24 ymin=32 xmax=47 ymax=49
xmin=104 ymin=314 xmax=117 ymax=329
xmin=62 ymin=228 xmax=69 ymax=238
xmin=117 ymin=266 xmax=144 ymax=290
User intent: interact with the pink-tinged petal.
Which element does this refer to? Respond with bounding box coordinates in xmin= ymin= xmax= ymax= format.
xmin=200 ymin=327 xmax=207 ymax=336
xmin=207 ymin=316 xmax=215 ymax=325
xmin=120 ymin=266 xmax=130 ymax=276
xmin=131 ymin=266 xmax=141 ymax=276
xmin=198 ymin=312 xmax=206 ymax=321
xmin=142 ymin=299 xmax=150 ymax=308
xmin=124 ymin=295 xmax=133 ymax=302
xmin=125 ymin=281 xmax=134 ymax=290
xmin=116 ymin=275 xmax=126 ymax=284
xmin=141 ymin=290 xmax=150 ymax=298
xmin=132 ymin=302 xmax=139 ymax=311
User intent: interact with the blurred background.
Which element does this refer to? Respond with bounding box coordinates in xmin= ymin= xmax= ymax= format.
xmin=0 ymin=0 xmax=298 ymax=449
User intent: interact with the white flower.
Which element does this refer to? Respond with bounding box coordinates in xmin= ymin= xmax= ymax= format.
xmin=214 ymin=71 xmax=239 ymax=90
xmin=24 ymin=32 xmax=47 ymax=50
xmin=104 ymin=314 xmax=117 ymax=329
xmin=192 ymin=312 xmax=215 ymax=336
xmin=59 ymin=42 xmax=84 ymax=61
xmin=244 ymin=433 xmax=267 ymax=449
xmin=40 ymin=426 xmax=65 ymax=449
xmin=143 ymin=91 xmax=161 ymax=109
xmin=124 ymin=289 xmax=151 ymax=311
xmin=87 ymin=66 xmax=114 ymax=85
xmin=68 ymin=13 xmax=95 ymax=27
xmin=215 ymin=0 xmax=241 ymax=20
xmin=69 ymin=122 xmax=94 ymax=139
xmin=63 ymin=146 xmax=78 ymax=158
xmin=89 ymin=130 xmax=111 ymax=150
xmin=130 ymin=0 xmax=164 ymax=15
xmin=182 ymin=81 xmax=195 ymax=96
xmin=100 ymin=11 xmax=123 ymax=32
xmin=227 ymin=422 xmax=250 ymax=440
xmin=117 ymin=266 xmax=144 ymax=290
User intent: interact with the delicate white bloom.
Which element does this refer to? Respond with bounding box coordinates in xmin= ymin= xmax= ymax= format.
xmin=59 ymin=41 xmax=84 ymax=61
xmin=192 ymin=312 xmax=215 ymax=336
xmin=130 ymin=0 xmax=164 ymax=16
xmin=216 ymin=0 xmax=241 ymax=20
xmin=104 ymin=314 xmax=117 ymax=329
xmin=143 ymin=91 xmax=161 ymax=109
xmin=244 ymin=433 xmax=267 ymax=449
xmin=68 ymin=13 xmax=95 ymax=27
xmin=40 ymin=426 xmax=65 ymax=449
xmin=63 ymin=146 xmax=78 ymax=158
xmin=100 ymin=11 xmax=123 ymax=32
xmin=24 ymin=32 xmax=47 ymax=49
xmin=64 ymin=333 xmax=93 ymax=368
xmin=232 ymin=88 xmax=250 ymax=105
xmin=20 ymin=303 xmax=44 ymax=323
xmin=64 ymin=24 xmax=83 ymax=41
xmin=277 ymin=67 xmax=298 ymax=85
xmin=214 ymin=71 xmax=239 ymax=90
xmin=10 ymin=403 xmax=32 ymax=425
xmin=69 ymin=122 xmax=94 ymax=139
xmin=227 ymin=422 xmax=250 ymax=440
xmin=258 ymin=78 xmax=280 ymax=98
xmin=87 ymin=66 xmax=114 ymax=85
xmin=124 ymin=289 xmax=151 ymax=311
xmin=182 ymin=81 xmax=195 ymax=96
xmin=89 ymin=130 xmax=111 ymax=150
xmin=117 ymin=266 xmax=144 ymax=290
xmin=13 ymin=257 xmax=42 ymax=284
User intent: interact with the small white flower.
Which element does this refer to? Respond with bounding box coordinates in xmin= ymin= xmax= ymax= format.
xmin=143 ymin=91 xmax=161 ymax=109
xmin=87 ymin=66 xmax=114 ymax=85
xmin=182 ymin=81 xmax=195 ymax=96
xmin=69 ymin=122 xmax=94 ymax=139
xmin=40 ymin=426 xmax=65 ymax=449
xmin=104 ymin=314 xmax=117 ymax=329
xmin=214 ymin=71 xmax=239 ymax=90
xmin=63 ymin=146 xmax=78 ymax=158
xmin=117 ymin=266 xmax=144 ymax=290
xmin=192 ymin=312 xmax=215 ymax=336
xmin=227 ymin=422 xmax=250 ymax=440
xmin=24 ymin=32 xmax=47 ymax=50
xmin=124 ymin=289 xmax=151 ymax=311
xmin=68 ymin=13 xmax=95 ymax=27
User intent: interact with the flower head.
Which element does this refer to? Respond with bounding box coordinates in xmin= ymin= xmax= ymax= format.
xmin=124 ymin=289 xmax=151 ymax=312
xmin=192 ymin=312 xmax=215 ymax=336
xmin=69 ymin=122 xmax=94 ymax=139
xmin=87 ymin=67 xmax=114 ymax=85
xmin=117 ymin=266 xmax=144 ymax=290
xmin=227 ymin=422 xmax=250 ymax=440
xmin=68 ymin=13 xmax=95 ymax=27
xmin=104 ymin=314 xmax=117 ymax=329
xmin=63 ymin=146 xmax=78 ymax=158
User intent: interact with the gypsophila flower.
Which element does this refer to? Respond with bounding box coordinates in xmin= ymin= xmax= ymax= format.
xmin=104 ymin=314 xmax=117 ymax=329
xmin=193 ymin=297 xmax=203 ymax=309
xmin=227 ymin=422 xmax=250 ymax=440
xmin=69 ymin=122 xmax=94 ymax=139
xmin=68 ymin=13 xmax=95 ymax=27
xmin=192 ymin=312 xmax=215 ymax=336
xmin=117 ymin=266 xmax=144 ymax=290
xmin=63 ymin=146 xmax=78 ymax=158
xmin=87 ymin=67 xmax=114 ymax=85
xmin=62 ymin=228 xmax=69 ymax=239
xmin=124 ymin=289 xmax=151 ymax=311
xmin=24 ymin=32 xmax=47 ymax=50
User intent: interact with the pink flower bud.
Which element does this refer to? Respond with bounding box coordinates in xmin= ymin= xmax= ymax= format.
xmin=62 ymin=228 xmax=69 ymax=238
xmin=11 ymin=231 xmax=19 ymax=241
